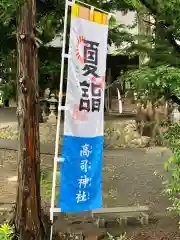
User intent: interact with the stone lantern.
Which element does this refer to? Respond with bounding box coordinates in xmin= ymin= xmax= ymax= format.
xmin=39 ymin=98 xmax=47 ymax=122
xmin=47 ymin=93 xmax=58 ymax=123
xmin=171 ymin=104 xmax=180 ymax=122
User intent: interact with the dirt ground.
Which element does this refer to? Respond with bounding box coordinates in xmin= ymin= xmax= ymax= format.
xmin=0 ymin=147 xmax=179 ymax=239
xmin=102 ymin=148 xmax=180 ymax=239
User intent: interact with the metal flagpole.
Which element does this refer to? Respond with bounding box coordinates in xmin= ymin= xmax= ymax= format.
xmin=50 ymin=0 xmax=72 ymax=239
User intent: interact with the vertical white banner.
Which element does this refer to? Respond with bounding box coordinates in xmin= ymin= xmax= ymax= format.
xmin=59 ymin=4 xmax=109 ymax=212
xmin=64 ymin=17 xmax=108 ymax=137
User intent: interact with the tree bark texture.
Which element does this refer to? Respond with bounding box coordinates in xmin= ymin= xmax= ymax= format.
xmin=15 ymin=0 xmax=44 ymax=239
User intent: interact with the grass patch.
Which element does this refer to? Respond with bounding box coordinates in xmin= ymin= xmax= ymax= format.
xmin=41 ymin=166 xmax=60 ymax=202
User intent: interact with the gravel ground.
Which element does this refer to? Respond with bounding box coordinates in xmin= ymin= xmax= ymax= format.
xmin=0 ymin=147 xmax=179 ymax=239
xmin=0 ymin=117 xmax=179 ymax=239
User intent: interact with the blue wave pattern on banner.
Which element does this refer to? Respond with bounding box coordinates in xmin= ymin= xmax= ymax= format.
xmin=58 ymin=135 xmax=103 ymax=212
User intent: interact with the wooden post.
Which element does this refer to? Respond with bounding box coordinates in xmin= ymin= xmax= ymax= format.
xmin=14 ymin=0 xmax=45 ymax=239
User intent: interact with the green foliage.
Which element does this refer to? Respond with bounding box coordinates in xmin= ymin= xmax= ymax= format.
xmin=114 ymin=0 xmax=180 ymax=68
xmin=0 ymin=82 xmax=16 ymax=100
xmin=122 ymin=0 xmax=180 ymax=222
xmin=106 ymin=232 xmax=131 ymax=240
xmin=0 ymin=0 xmax=136 ymax=97
xmin=82 ymin=0 xmax=135 ymax=11
xmin=126 ymin=0 xmax=142 ymax=9
xmin=125 ymin=65 xmax=180 ymax=102
xmin=0 ymin=0 xmax=66 ymax=96
xmin=0 ymin=223 xmax=14 ymax=240
xmin=163 ymin=123 xmax=180 ymax=218
xmin=0 ymin=0 xmax=17 ymax=25
xmin=141 ymin=0 xmax=180 ymax=64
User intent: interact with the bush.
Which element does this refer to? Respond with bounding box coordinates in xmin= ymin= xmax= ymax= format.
xmin=0 ymin=223 xmax=14 ymax=240
xmin=163 ymin=123 xmax=180 ymax=222
xmin=106 ymin=232 xmax=131 ymax=240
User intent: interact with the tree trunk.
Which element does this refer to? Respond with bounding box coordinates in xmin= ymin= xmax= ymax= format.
xmin=14 ymin=0 xmax=45 ymax=239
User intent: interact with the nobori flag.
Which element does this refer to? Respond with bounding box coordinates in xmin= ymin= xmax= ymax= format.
xmin=58 ymin=4 xmax=109 ymax=212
